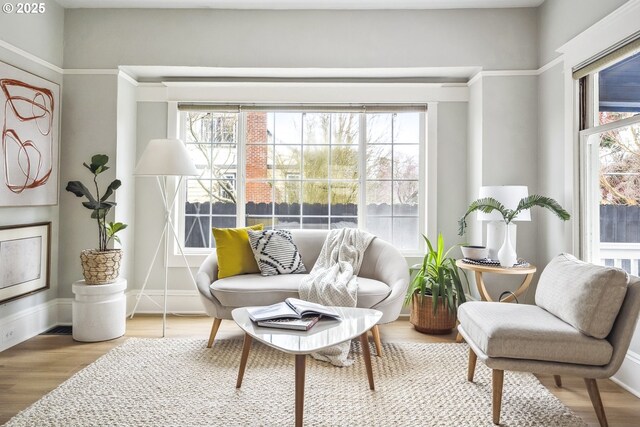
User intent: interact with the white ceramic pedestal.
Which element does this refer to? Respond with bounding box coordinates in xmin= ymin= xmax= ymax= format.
xmin=72 ymin=278 xmax=127 ymax=342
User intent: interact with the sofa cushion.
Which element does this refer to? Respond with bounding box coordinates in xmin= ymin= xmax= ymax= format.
xmin=248 ymin=229 xmax=306 ymax=276
xmin=535 ymin=253 xmax=629 ymax=339
xmin=211 ymin=274 xmax=391 ymax=309
xmin=458 ymin=301 xmax=613 ymax=366
xmin=212 ymin=224 xmax=263 ymax=279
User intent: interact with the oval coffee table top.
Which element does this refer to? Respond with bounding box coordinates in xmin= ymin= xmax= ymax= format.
xmin=232 ymin=306 xmax=382 ymax=355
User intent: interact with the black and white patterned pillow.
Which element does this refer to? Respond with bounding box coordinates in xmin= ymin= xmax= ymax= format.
xmin=247 ymin=229 xmax=306 ymax=276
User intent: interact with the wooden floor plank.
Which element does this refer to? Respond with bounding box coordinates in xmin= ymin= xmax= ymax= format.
xmin=0 ymin=316 xmax=638 ymax=426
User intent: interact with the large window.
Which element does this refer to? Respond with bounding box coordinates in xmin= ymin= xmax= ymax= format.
xmin=178 ymin=106 xmax=425 ymax=252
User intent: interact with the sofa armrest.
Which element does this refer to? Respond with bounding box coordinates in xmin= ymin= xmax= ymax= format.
xmin=360 ymin=238 xmax=410 ymax=323
xmin=196 ymin=251 xmax=219 ymax=298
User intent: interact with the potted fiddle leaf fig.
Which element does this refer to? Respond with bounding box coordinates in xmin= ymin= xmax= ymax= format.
xmin=66 ymin=154 xmax=128 ymax=285
xmin=405 ymin=233 xmax=468 ymax=334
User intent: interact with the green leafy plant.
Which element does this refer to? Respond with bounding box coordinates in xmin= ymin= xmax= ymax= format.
xmin=65 ymin=154 xmax=128 ymax=251
xmin=404 ymin=234 xmax=468 ymax=314
xmin=458 ymin=194 xmax=571 ymax=236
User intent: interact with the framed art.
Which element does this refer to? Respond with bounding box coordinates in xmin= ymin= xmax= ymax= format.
xmin=0 ymin=222 xmax=51 ymax=304
xmin=0 ymin=61 xmax=60 ymax=206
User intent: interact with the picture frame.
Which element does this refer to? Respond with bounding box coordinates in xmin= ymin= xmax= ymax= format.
xmin=0 ymin=222 xmax=51 ymax=304
xmin=0 ymin=61 xmax=60 ymax=206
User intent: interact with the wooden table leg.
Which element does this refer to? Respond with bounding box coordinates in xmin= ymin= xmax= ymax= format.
xmin=370 ymin=325 xmax=383 ymax=357
xmin=499 ymin=273 xmax=534 ymax=303
xmin=236 ymin=333 xmax=253 ymax=388
xmin=475 ymin=271 xmax=493 ymax=301
xmin=295 ymin=354 xmax=306 ymax=427
xmin=360 ymin=332 xmax=375 ymax=390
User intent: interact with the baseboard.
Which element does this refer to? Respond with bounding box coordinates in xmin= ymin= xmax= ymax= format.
xmin=126 ymin=290 xmax=206 ymax=316
xmin=57 ymin=298 xmax=73 ymax=325
xmin=611 ymin=349 xmax=640 ymax=398
xmin=0 ymin=299 xmax=58 ymax=352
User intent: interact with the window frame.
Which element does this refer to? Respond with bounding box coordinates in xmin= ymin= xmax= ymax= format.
xmin=165 ymin=98 xmax=438 ymax=268
xmin=579 ymin=63 xmax=640 ymax=265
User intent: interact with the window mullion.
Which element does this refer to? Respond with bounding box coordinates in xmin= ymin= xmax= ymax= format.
xmin=358 ymin=112 xmax=367 ymax=230
xmin=237 ymin=111 xmax=246 ymax=228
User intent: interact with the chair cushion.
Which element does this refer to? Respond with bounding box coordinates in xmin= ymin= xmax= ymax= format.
xmin=458 ymin=301 xmax=613 ymax=366
xmin=212 ymin=224 xmax=263 ymax=279
xmin=211 ymin=274 xmax=391 ymax=309
xmin=535 ymin=253 xmax=629 ymax=339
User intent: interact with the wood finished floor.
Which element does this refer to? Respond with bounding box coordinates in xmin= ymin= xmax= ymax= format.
xmin=1 ymin=316 xmax=639 ymax=426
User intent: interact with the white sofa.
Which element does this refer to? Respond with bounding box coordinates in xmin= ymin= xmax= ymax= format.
xmin=196 ymin=229 xmax=410 ymax=352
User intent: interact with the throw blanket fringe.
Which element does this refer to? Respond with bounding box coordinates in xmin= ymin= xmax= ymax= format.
xmin=299 ymin=228 xmax=375 ymax=366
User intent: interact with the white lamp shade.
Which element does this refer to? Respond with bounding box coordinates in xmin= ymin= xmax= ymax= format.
xmin=477 ymin=185 xmax=531 ymax=222
xmin=135 ymin=139 xmax=198 ymax=176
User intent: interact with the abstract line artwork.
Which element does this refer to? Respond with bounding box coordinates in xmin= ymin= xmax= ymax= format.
xmin=0 ymin=62 xmax=59 ymax=206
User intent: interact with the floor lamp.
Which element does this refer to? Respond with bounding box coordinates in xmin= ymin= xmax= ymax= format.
xmin=131 ymin=139 xmax=198 ymax=337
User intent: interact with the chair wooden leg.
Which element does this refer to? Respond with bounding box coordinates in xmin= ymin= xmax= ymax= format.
xmin=370 ymin=325 xmax=383 ymax=357
xmin=553 ymin=375 xmax=562 ymax=388
xmin=207 ymin=318 xmax=223 ymax=348
xmin=584 ymin=378 xmax=609 ymax=427
xmin=467 ymin=348 xmax=477 ymax=382
xmin=492 ymin=369 xmax=504 ymax=425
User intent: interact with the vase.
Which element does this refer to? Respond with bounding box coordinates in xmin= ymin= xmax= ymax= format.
xmin=498 ymin=224 xmax=517 ymax=267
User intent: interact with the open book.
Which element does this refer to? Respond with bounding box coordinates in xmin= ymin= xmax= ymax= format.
xmin=247 ymin=298 xmax=341 ymax=323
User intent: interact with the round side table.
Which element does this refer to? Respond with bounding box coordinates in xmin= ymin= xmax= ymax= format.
xmin=72 ymin=278 xmax=127 ymax=342
xmin=455 ymin=259 xmax=537 ymax=302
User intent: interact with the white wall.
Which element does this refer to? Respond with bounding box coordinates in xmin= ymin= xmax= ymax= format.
xmin=59 ymin=6 xmax=540 ymax=302
xmin=537 ymin=0 xmax=629 ymax=65
xmin=63 ymin=8 xmax=538 ymax=70
xmin=437 ymin=102 xmax=468 ymax=247
xmin=0 ymin=0 xmax=63 ymax=335
xmin=58 ymin=75 xmax=119 ymax=297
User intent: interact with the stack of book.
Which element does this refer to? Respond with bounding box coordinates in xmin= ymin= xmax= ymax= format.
xmin=247 ymin=298 xmax=341 ymax=331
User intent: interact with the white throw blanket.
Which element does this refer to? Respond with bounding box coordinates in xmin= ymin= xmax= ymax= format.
xmin=299 ymin=228 xmax=375 ymax=366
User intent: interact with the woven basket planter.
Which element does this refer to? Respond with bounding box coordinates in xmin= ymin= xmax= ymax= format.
xmin=409 ymin=293 xmax=457 ymax=334
xmin=80 ymin=249 xmax=122 ymax=285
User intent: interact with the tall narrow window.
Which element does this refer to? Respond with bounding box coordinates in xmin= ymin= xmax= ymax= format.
xmin=580 ymin=49 xmax=640 ymax=275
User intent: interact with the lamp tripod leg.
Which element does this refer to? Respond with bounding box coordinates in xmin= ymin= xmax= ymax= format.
xmin=130 ymin=224 xmax=168 ymax=318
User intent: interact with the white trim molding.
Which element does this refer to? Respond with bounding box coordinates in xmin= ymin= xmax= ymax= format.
xmin=0 ymin=300 xmax=59 ymax=352
xmin=126 ymin=290 xmax=205 ymax=315
xmin=0 ymin=40 xmax=64 ymax=74
xmin=612 ymin=350 xmax=640 ymax=398
xmin=138 ymin=81 xmax=470 ymax=103
xmin=557 ymin=0 xmax=640 ymax=67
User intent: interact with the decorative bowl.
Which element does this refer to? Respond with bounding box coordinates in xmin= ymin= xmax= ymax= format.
xmin=461 ymin=245 xmax=488 ymax=260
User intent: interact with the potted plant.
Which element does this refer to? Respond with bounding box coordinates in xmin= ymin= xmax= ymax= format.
xmin=405 ymin=233 xmax=468 ymax=334
xmin=66 ymin=154 xmax=127 ymax=285
xmin=458 ymin=194 xmax=570 ymax=266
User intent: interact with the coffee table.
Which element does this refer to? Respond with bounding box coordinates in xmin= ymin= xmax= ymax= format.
xmin=232 ymin=306 xmax=383 ymax=427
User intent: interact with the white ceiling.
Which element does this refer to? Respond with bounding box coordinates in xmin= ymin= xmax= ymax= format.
xmin=56 ymin=0 xmax=545 ymax=10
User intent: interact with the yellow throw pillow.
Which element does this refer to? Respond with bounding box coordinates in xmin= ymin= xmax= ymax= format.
xmin=212 ymin=224 xmax=264 ymax=279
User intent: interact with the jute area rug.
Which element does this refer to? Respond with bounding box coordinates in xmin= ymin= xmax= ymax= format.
xmin=5 ymin=338 xmax=586 ymax=427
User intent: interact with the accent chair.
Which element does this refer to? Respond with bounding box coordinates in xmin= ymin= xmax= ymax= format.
xmin=457 ymin=254 xmax=640 ymax=427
